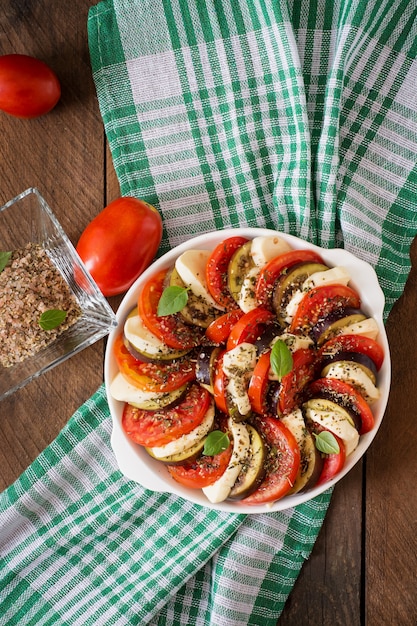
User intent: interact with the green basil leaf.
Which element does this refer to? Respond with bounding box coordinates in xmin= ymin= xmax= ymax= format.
xmin=203 ymin=430 xmax=230 ymax=456
xmin=270 ymin=339 xmax=293 ymax=381
xmin=0 ymin=251 xmax=12 ymax=273
xmin=314 ymin=431 xmax=340 ymax=455
xmin=157 ymin=285 xmax=189 ymax=316
xmin=39 ymin=309 xmax=68 ymax=330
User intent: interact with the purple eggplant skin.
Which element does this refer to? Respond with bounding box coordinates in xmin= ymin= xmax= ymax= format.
xmin=123 ymin=335 xmax=190 ymax=364
xmin=319 ymin=350 xmax=377 ymax=382
xmin=303 ymin=384 xmax=363 ymax=432
xmin=293 ymin=438 xmax=324 ymax=494
xmin=310 ymin=308 xmax=366 ymax=345
xmin=253 ymin=321 xmax=282 ymax=355
xmin=123 ymin=337 xmax=155 ymax=362
xmin=196 ymin=346 xmax=223 ymax=388
xmin=267 ymin=382 xmax=283 ymax=417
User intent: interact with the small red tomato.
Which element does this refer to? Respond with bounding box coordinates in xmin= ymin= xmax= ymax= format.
xmin=0 ymin=54 xmax=61 ymax=118
xmin=76 ymin=197 xmax=163 ymax=296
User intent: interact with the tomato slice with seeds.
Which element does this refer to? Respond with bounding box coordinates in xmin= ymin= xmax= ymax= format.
xmin=247 ymin=350 xmax=272 ymax=416
xmin=241 ymin=417 xmax=300 ymax=504
xmin=256 ymin=249 xmax=325 ymax=309
xmin=311 ymin=424 xmax=346 ymax=486
xmin=167 ymin=439 xmax=233 ymax=489
xmin=121 ymin=383 xmax=211 ymax=447
xmin=113 ymin=334 xmax=196 ymax=392
xmin=205 ymin=309 xmax=244 ymax=344
xmin=289 ymin=284 xmax=361 ymax=335
xmin=206 ymin=236 xmax=249 ymax=309
xmin=213 ymin=351 xmax=229 ymax=414
xmin=226 ymin=307 xmax=275 ymax=351
xmin=277 ymin=348 xmax=316 ymax=416
xmin=138 ymin=269 xmax=204 ymax=350
xmin=318 ymin=334 xmax=384 ymax=371
xmin=307 ymin=377 xmax=375 ymax=434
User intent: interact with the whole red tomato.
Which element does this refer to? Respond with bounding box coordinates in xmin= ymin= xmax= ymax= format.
xmin=0 ymin=54 xmax=61 ymax=118
xmin=76 ymin=197 xmax=163 ymax=296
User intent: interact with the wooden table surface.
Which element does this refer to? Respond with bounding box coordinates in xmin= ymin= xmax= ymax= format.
xmin=1 ymin=2 xmax=416 ymax=625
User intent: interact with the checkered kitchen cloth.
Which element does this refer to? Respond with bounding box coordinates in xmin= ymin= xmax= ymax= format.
xmin=1 ymin=1 xmax=417 ymax=625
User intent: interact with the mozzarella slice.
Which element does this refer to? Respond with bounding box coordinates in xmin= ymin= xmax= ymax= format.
xmin=268 ymin=334 xmax=314 ymax=381
xmin=149 ymin=402 xmax=215 ymax=459
xmin=339 ymin=317 xmax=380 ymax=340
xmin=280 ymin=408 xmax=318 ymax=493
xmin=271 ymin=332 xmax=314 ymax=353
xmin=323 ymin=361 xmax=380 ymax=404
xmin=302 ymin=266 xmax=350 ymax=290
xmin=238 ymin=266 xmax=260 ymax=313
xmin=110 ymin=372 xmax=164 ymax=405
xmin=284 ymin=266 xmax=352 ymax=324
xmin=202 ymin=420 xmax=251 ymax=503
xmin=222 ymin=343 xmax=257 ymax=416
xmin=280 ymin=408 xmax=307 ymax=449
xmin=284 ymin=290 xmax=305 ymax=323
xmin=124 ymin=314 xmax=175 ymax=357
xmin=175 ymin=249 xmax=225 ymax=311
xmin=250 ymin=235 xmax=292 ymax=268
xmin=303 ymin=400 xmax=360 ymax=456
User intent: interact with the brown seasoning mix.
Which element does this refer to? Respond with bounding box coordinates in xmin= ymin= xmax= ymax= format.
xmin=0 ymin=243 xmax=82 ymax=368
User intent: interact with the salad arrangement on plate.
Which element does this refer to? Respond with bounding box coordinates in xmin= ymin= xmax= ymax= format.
xmin=108 ymin=232 xmax=385 ymax=507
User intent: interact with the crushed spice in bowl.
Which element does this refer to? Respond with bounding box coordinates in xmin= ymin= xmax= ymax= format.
xmin=0 ymin=243 xmax=82 ymax=368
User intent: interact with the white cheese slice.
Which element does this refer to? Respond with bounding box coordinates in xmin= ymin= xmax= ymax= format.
xmin=284 ymin=266 xmax=352 ymax=324
xmin=202 ymin=419 xmax=251 ymax=503
xmin=271 ymin=332 xmax=314 ymax=353
xmin=175 ymin=249 xmax=225 ymax=311
xmin=149 ymin=402 xmax=215 ymax=459
xmin=280 ymin=408 xmax=317 ymax=493
xmin=338 ymin=317 xmax=379 ymax=340
xmin=268 ymin=334 xmax=314 ymax=381
xmin=323 ymin=361 xmax=380 ymax=404
xmin=110 ymin=372 xmax=164 ymax=405
xmin=238 ymin=266 xmax=260 ymax=313
xmin=250 ymin=235 xmax=292 ymax=268
xmin=222 ymin=343 xmax=257 ymax=416
xmin=284 ymin=290 xmax=305 ymax=323
xmin=302 ymin=266 xmax=350 ymax=290
xmin=280 ymin=408 xmax=307 ymax=448
xmin=303 ymin=401 xmax=360 ymax=456
xmin=124 ymin=314 xmax=174 ymax=357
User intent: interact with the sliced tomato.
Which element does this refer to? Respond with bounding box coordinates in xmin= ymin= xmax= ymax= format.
xmin=307 ymin=377 xmax=375 ymax=434
xmin=113 ymin=334 xmax=196 ymax=392
xmin=226 ymin=307 xmax=275 ymax=351
xmin=206 ymin=236 xmax=249 ymax=308
xmin=213 ymin=352 xmax=229 ymax=414
xmin=247 ymin=350 xmax=272 ymax=416
xmin=312 ymin=425 xmax=346 ymax=486
xmin=121 ymin=383 xmax=211 ymax=447
xmin=138 ymin=269 xmax=204 ymax=350
xmin=205 ymin=309 xmax=244 ymax=344
xmin=241 ymin=417 xmax=300 ymax=505
xmin=289 ymin=284 xmax=361 ymax=335
xmin=277 ymin=348 xmax=316 ymax=416
xmin=318 ymin=334 xmax=384 ymax=371
xmin=167 ymin=441 xmax=233 ymax=488
xmin=255 ymin=249 xmax=325 ymax=309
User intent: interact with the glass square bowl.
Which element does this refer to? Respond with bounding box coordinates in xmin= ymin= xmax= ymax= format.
xmin=0 ymin=188 xmax=117 ymax=400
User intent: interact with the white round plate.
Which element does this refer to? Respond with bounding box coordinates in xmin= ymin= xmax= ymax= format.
xmin=104 ymin=228 xmax=390 ymax=513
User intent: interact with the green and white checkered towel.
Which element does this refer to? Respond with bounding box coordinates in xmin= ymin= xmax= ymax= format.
xmin=1 ymin=1 xmax=417 ymax=624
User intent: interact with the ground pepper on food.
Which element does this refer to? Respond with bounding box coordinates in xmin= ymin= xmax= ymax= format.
xmin=0 ymin=243 xmax=82 ymax=368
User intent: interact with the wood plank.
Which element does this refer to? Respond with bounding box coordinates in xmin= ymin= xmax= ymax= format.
xmin=278 ymin=464 xmax=363 ymax=625
xmin=365 ymin=237 xmax=417 ymax=626
xmin=0 ymin=0 xmax=106 ymax=490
